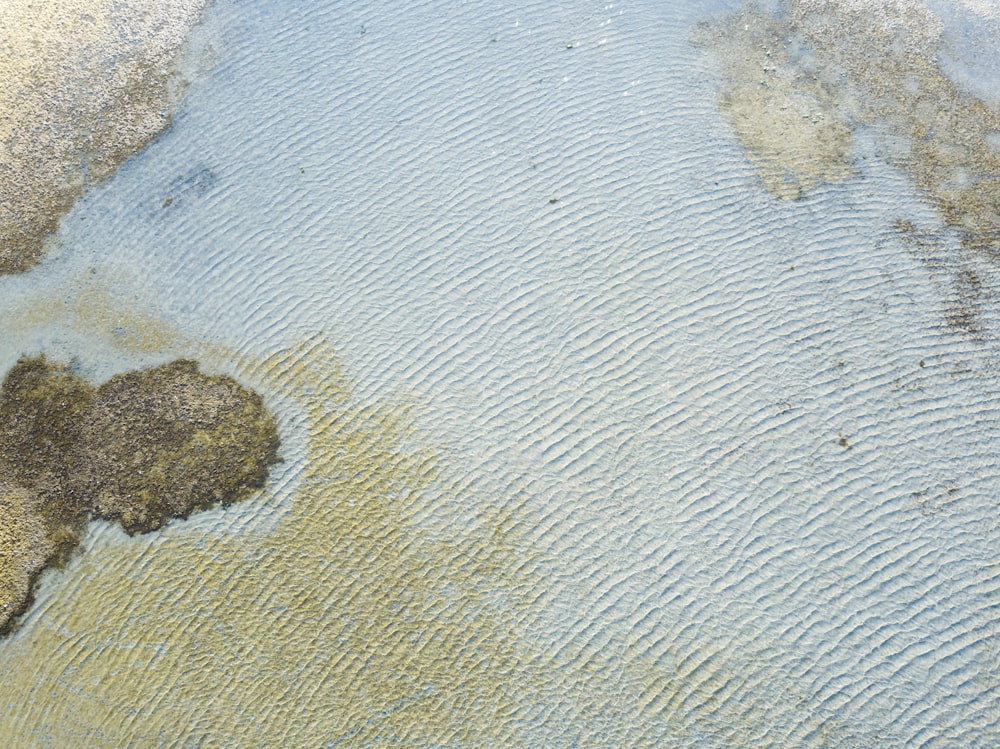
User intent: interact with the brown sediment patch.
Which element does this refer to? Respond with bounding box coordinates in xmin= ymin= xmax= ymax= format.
xmin=0 ymin=355 xmax=278 ymax=634
xmin=790 ymin=0 xmax=1000 ymax=254
xmin=74 ymin=359 xmax=279 ymax=534
xmin=698 ymin=0 xmax=1000 ymax=256
xmin=0 ymin=0 xmax=212 ymax=274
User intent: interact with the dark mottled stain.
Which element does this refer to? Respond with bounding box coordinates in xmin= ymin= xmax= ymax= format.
xmin=896 ymin=219 xmax=991 ymax=340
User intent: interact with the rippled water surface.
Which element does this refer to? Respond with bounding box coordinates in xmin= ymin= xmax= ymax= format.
xmin=2 ymin=0 xmax=1000 ymax=746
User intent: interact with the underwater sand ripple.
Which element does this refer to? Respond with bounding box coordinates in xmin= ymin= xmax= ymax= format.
xmin=2 ymin=0 xmax=999 ymax=745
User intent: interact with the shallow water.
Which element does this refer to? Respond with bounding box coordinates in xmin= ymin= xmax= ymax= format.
xmin=2 ymin=0 xmax=1000 ymax=745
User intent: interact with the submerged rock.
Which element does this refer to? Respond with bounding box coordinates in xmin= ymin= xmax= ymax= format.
xmin=0 ymin=0 xmax=211 ymax=273
xmin=698 ymin=0 xmax=1000 ymax=254
xmin=0 ymin=356 xmax=279 ymax=634
xmin=74 ymin=360 xmax=280 ymax=534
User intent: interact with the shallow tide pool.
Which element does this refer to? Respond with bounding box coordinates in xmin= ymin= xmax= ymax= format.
xmin=1 ymin=0 xmax=999 ymax=746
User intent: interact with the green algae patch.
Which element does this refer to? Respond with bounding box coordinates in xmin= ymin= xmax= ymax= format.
xmin=0 ymin=0 xmax=212 ymax=274
xmin=0 ymin=355 xmax=279 ymax=634
xmin=698 ymin=0 xmax=1000 ymax=255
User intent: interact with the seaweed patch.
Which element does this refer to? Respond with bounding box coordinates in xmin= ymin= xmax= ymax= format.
xmin=0 ymin=355 xmax=279 ymax=634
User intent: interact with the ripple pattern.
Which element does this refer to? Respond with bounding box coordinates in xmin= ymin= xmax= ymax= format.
xmin=0 ymin=0 xmax=998 ymax=746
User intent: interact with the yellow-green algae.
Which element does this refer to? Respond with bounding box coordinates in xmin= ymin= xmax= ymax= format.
xmin=0 ymin=0 xmax=211 ymax=273
xmin=698 ymin=0 xmax=1000 ymax=255
xmin=7 ymin=271 xmax=188 ymax=357
xmin=0 ymin=355 xmax=279 ymax=634
xmin=0 ymin=336 xmax=863 ymax=747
